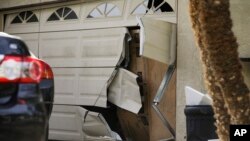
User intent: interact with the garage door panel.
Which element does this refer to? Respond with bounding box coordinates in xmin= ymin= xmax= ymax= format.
xmin=77 ymin=67 xmax=113 ymax=107
xmin=82 ymin=36 xmax=121 ymax=57
xmin=54 ymin=77 xmax=76 ymax=95
xmin=79 ymin=78 xmax=107 ymax=94
xmin=13 ymin=33 xmax=39 ymax=56
xmin=50 ymin=112 xmax=78 ymax=131
xmin=39 ymin=31 xmax=79 ymax=64
xmin=53 ymin=69 xmax=78 ymax=105
xmin=53 ymin=68 xmax=114 ymax=107
xmin=49 ymin=105 xmax=84 ymax=141
xmin=41 ymin=39 xmax=78 ymax=58
xmin=40 ymin=28 xmax=127 ymax=67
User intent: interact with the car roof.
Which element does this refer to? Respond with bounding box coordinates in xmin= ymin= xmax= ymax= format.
xmin=0 ymin=32 xmax=21 ymax=40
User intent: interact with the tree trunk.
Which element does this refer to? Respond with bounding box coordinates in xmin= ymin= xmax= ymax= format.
xmin=189 ymin=0 xmax=250 ymax=140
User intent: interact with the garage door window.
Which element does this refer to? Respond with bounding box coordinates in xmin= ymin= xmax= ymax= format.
xmin=132 ymin=0 xmax=174 ymax=15
xmin=47 ymin=7 xmax=78 ymax=21
xmin=87 ymin=2 xmax=121 ymax=18
xmin=11 ymin=11 xmax=38 ymax=24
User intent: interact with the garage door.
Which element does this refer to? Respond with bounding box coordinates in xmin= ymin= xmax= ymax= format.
xmin=4 ymin=10 xmax=128 ymax=107
xmin=3 ymin=1 xmax=176 ymax=140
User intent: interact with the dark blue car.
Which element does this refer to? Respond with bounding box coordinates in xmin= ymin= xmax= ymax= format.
xmin=0 ymin=32 xmax=54 ymax=141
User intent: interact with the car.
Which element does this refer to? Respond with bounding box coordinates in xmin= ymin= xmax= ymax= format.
xmin=0 ymin=32 xmax=54 ymax=141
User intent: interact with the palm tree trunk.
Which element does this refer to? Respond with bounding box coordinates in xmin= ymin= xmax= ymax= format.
xmin=189 ymin=1 xmax=230 ymax=140
xmin=189 ymin=0 xmax=250 ymax=140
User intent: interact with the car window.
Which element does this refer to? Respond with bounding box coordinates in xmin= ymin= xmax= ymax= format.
xmin=0 ymin=37 xmax=30 ymax=56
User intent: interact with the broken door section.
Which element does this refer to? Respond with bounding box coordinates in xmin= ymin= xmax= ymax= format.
xmin=108 ymin=68 xmax=142 ymax=114
xmin=46 ymin=27 xmax=132 ymax=140
xmin=138 ymin=17 xmax=176 ymax=64
xmin=49 ymin=105 xmax=120 ymax=141
xmin=137 ymin=18 xmax=177 ymax=140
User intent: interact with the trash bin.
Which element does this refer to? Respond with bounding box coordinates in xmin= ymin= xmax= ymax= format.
xmin=184 ymin=105 xmax=218 ymax=141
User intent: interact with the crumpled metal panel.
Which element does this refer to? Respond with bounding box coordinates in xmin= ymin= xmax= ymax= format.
xmin=108 ymin=68 xmax=142 ymax=114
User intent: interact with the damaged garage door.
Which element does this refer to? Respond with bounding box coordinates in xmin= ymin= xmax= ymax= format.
xmin=39 ymin=28 xmax=128 ymax=107
xmin=9 ymin=27 xmax=129 ymax=108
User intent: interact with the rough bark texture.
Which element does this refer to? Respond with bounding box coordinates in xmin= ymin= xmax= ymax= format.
xmin=189 ymin=0 xmax=250 ymax=140
xmin=189 ymin=1 xmax=230 ymax=140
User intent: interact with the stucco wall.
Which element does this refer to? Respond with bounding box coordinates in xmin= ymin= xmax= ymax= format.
xmin=176 ymin=0 xmax=205 ymax=140
xmin=176 ymin=0 xmax=250 ymax=141
xmin=231 ymin=0 xmax=250 ymax=89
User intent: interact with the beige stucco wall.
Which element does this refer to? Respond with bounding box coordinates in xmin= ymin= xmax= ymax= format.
xmin=176 ymin=0 xmax=205 ymax=140
xmin=231 ymin=0 xmax=250 ymax=89
xmin=176 ymin=0 xmax=250 ymax=141
xmin=232 ymin=0 xmax=250 ymax=58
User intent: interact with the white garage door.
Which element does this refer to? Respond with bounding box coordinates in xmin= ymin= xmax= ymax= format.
xmin=3 ymin=1 xmax=176 ymax=140
xmin=4 ymin=9 xmax=128 ymax=107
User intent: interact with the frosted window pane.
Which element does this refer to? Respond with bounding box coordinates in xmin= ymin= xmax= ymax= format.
xmin=133 ymin=4 xmax=147 ymax=14
xmin=106 ymin=3 xmax=115 ymax=14
xmin=144 ymin=0 xmax=149 ymax=6
xmin=97 ymin=4 xmax=106 ymax=14
xmin=107 ymin=7 xmax=121 ymax=17
xmin=90 ymin=9 xmax=103 ymax=18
